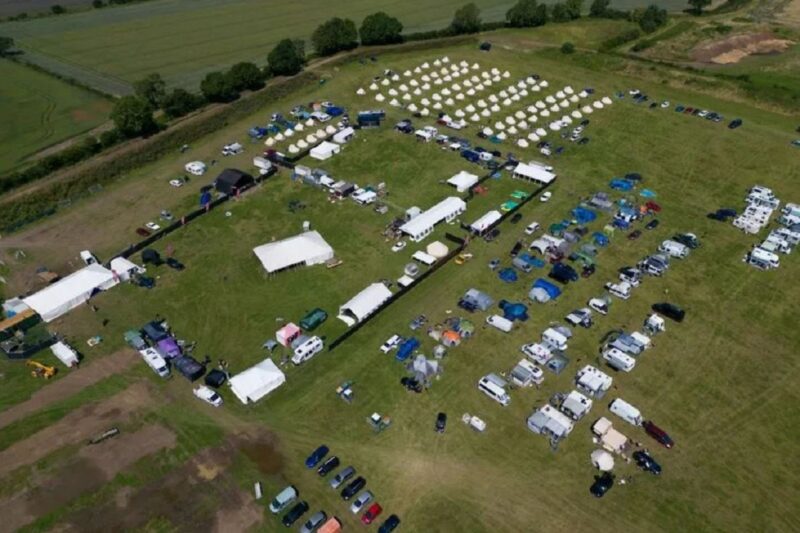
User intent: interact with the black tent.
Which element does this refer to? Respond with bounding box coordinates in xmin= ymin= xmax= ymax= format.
xmin=173 ymin=355 xmax=205 ymax=381
xmin=142 ymin=249 xmax=162 ymax=265
xmin=142 ymin=321 xmax=168 ymax=343
xmin=205 ymin=369 xmax=227 ymax=388
xmin=215 ymin=168 xmax=254 ymax=196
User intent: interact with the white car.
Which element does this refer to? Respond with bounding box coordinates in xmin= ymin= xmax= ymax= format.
xmin=193 ymin=386 xmax=223 ymax=407
xmin=540 ymin=191 xmax=552 ymax=202
xmin=145 ymin=222 xmax=161 ymax=231
xmin=524 ymin=222 xmax=540 ymax=235
xmin=629 ymin=89 xmax=641 ymax=96
xmin=350 ymin=491 xmax=373 ymax=514
xmin=661 ymin=101 xmax=670 ymax=108
xmin=588 ymin=297 xmax=610 ymax=315
xmin=169 ymin=178 xmax=185 ymax=188
xmin=698 ymin=110 xmax=709 ymax=118
xmin=380 ymin=334 xmax=402 ymax=353
xmin=391 ymin=241 xmax=407 ymax=252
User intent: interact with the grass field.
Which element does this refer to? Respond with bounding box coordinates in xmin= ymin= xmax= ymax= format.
xmin=1 ymin=26 xmax=799 ymax=532
xmin=0 ymin=60 xmax=111 ymax=175
xmin=0 ymin=0 xmax=690 ymax=92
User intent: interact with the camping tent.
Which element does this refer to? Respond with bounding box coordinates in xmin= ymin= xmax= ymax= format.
xmin=215 ymin=168 xmax=254 ymax=196
xmin=338 ymin=283 xmax=393 ymax=326
xmin=591 ymin=449 xmax=615 ymax=471
xmin=23 ymin=263 xmax=119 ymax=322
xmin=462 ymin=288 xmax=493 ymax=311
xmin=447 ymin=170 xmax=479 ymax=193
xmin=276 ymin=323 xmax=301 ymax=347
xmin=529 ymin=278 xmax=561 ymax=303
xmin=253 ymin=231 xmax=334 ymax=274
xmin=229 ymin=358 xmax=286 ymax=404
xmin=310 ymin=141 xmax=340 ymax=161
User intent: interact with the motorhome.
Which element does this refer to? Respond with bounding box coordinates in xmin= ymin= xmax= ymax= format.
xmin=478 ymin=374 xmax=511 ymax=406
xmin=521 ymin=342 xmax=553 ymax=365
xmin=605 ymin=281 xmax=632 ymax=300
xmin=291 ymin=336 xmax=324 ymax=365
xmin=746 ymin=247 xmax=780 ymax=270
xmin=541 ymin=328 xmax=568 ymax=351
xmin=603 ymin=347 xmax=636 ymax=372
xmin=609 ymin=398 xmax=643 ymax=426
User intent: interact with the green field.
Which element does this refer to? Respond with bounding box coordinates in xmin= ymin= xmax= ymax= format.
xmin=1 ymin=26 xmax=800 ymax=532
xmin=0 ymin=60 xmax=112 ymax=175
xmin=1 ymin=0 xmax=691 ymax=92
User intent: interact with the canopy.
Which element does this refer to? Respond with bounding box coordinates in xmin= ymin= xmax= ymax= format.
xmin=310 ymin=141 xmax=340 ymax=160
xmin=276 ymin=323 xmax=301 ymax=347
xmin=447 ymin=170 xmax=479 ymax=192
xmin=591 ymin=449 xmax=615 ymax=471
xmin=24 ymin=263 xmax=118 ymax=322
xmin=253 ymin=231 xmax=334 ymax=274
xmin=338 ymin=283 xmax=392 ymax=326
xmin=109 ymin=256 xmax=143 ymax=282
xmin=426 ymin=241 xmax=449 ymax=259
xmin=513 ymin=163 xmax=556 ymax=184
xmin=229 ymin=358 xmax=286 ymax=404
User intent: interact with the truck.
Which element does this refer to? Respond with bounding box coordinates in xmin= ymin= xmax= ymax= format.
xmin=139 ymin=348 xmax=171 ymax=378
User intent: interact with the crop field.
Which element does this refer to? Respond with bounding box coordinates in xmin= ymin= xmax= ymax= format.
xmin=1 ymin=25 xmax=800 ymax=532
xmin=0 ymin=0 xmax=689 ymax=92
xmin=0 ymin=60 xmax=112 ymax=175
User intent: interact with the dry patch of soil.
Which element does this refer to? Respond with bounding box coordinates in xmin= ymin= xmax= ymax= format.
xmin=690 ymin=32 xmax=794 ymax=64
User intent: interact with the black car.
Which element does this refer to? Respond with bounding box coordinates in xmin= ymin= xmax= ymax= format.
xmin=435 ymin=412 xmax=447 ymax=433
xmin=510 ymin=213 xmax=523 ymax=224
xmin=628 ymin=230 xmax=642 ymax=240
xmin=645 ymin=219 xmax=659 ymax=230
xmin=673 ymin=233 xmax=700 ymax=249
xmin=317 ymin=456 xmax=340 ymax=477
xmin=378 ymin=514 xmax=401 ymax=533
xmin=625 ymin=172 xmax=643 ymax=181
xmin=633 ymin=450 xmax=662 ymax=475
xmin=728 ymin=118 xmax=743 ymax=129
xmin=166 ymin=258 xmax=185 ymax=270
xmin=281 ymin=501 xmax=309 ymax=527
xmin=341 ymin=476 xmax=366 ymax=500
xmin=549 ymin=263 xmax=579 ymax=284
xmin=580 ymin=119 xmax=590 ymax=126
xmin=484 ymin=228 xmax=501 ymax=242
xmin=134 ymin=275 xmax=155 ymax=289
xmin=590 ymin=472 xmax=614 ymax=498
xmin=400 ymin=376 xmax=423 ymax=393
xmin=578 ymin=137 xmax=590 ymax=145
xmin=509 ymin=241 xmax=523 ymax=257
xmin=652 ymin=302 xmax=685 ymax=322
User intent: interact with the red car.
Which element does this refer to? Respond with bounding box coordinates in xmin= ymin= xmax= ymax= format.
xmin=684 ymin=107 xmax=694 ymax=114
xmin=361 ymin=503 xmax=383 ymax=525
xmin=643 ymin=420 xmax=674 ymax=449
xmin=645 ymin=201 xmax=662 ymax=213
xmin=136 ymin=227 xmax=152 ymax=237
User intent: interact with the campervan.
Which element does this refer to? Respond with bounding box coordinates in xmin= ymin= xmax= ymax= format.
xmin=292 ymin=336 xmax=324 ymax=365
xmin=618 ymin=267 xmax=641 ymax=287
xmin=746 ymin=247 xmax=780 ymax=270
xmin=658 ymin=240 xmax=689 ymax=259
xmin=222 ymin=142 xmax=244 ymax=156
xmin=772 ymin=227 xmax=800 ymax=246
xmin=521 ymin=342 xmax=553 ymax=365
xmin=486 ymin=315 xmax=514 ymax=333
xmin=478 ymin=374 xmax=511 ymax=406
xmin=605 ymin=281 xmax=632 ymax=300
xmin=602 ymin=347 xmax=636 ymax=372
xmin=541 ymin=328 xmax=568 ymax=351
xmin=609 ymin=398 xmax=643 ymax=426
xmin=139 ymin=348 xmax=170 ymax=378
xmin=763 ymin=234 xmax=792 ymax=254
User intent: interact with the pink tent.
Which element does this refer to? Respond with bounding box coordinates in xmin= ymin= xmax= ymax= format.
xmin=276 ymin=323 xmax=301 ymax=347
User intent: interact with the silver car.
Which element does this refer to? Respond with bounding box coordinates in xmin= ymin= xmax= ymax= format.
xmin=330 ymin=466 xmax=356 ymax=489
xmin=350 ymin=491 xmax=373 ymax=514
xmin=299 ymin=511 xmax=326 ymax=533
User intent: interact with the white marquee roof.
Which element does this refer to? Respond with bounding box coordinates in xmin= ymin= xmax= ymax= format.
xmin=229 ymin=358 xmax=286 ymax=404
xmin=253 ymin=231 xmax=334 ymax=273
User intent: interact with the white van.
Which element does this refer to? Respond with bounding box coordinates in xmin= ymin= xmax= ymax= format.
xmin=747 ymin=247 xmax=779 ymax=270
xmin=139 ymin=348 xmax=170 ymax=378
xmin=763 ymin=234 xmax=791 ymax=254
xmin=603 ymin=347 xmax=636 ymax=372
xmin=605 ymin=281 xmax=632 ymax=300
xmin=541 ymin=328 xmax=568 ymax=351
xmin=79 ymin=250 xmax=98 ymax=265
xmin=291 ymin=336 xmax=324 ymax=365
xmin=486 ymin=315 xmax=513 ymax=333
xmin=609 ymin=398 xmax=643 ymax=426
xmin=478 ymin=375 xmax=511 ymax=406
xmin=659 ymin=240 xmax=689 ymax=259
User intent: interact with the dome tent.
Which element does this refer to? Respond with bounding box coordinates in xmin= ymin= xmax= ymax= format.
xmin=426 ymin=241 xmax=449 ymax=258
xmin=591 ymin=449 xmax=614 ymax=471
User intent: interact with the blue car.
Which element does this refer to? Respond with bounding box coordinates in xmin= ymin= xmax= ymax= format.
xmin=305 ymin=445 xmax=329 ymax=469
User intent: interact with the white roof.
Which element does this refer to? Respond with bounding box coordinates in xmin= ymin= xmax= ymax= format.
xmin=447 ymin=170 xmax=479 ymax=192
xmin=229 ymin=358 xmax=286 ymax=404
xmin=333 ymin=127 xmax=355 ymax=144
xmin=253 ymin=231 xmax=334 ymax=273
xmin=470 ymin=210 xmax=502 ymax=233
xmin=109 ymin=256 xmax=142 ymax=276
xmin=24 ymin=263 xmax=119 ymax=322
xmin=562 ymin=390 xmax=593 ymax=418
xmin=51 ymin=341 xmax=79 ymax=367
xmin=309 ymin=141 xmax=340 ymax=160
xmin=412 ymin=250 xmax=436 ymax=265
xmin=513 ymin=162 xmax=556 ymax=184
xmin=576 ymin=365 xmax=612 ymax=393
xmin=400 ymin=197 xmax=466 ymax=239
xmin=338 ymin=283 xmax=392 ymax=325
xmin=397 ymin=275 xmax=415 ymax=288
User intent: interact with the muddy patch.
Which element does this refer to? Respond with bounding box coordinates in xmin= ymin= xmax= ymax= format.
xmin=690 ymin=32 xmax=794 ymax=64
xmin=239 ymin=433 xmax=283 ymax=476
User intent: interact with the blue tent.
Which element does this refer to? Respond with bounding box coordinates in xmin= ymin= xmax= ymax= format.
xmin=199 ymin=191 xmax=212 ymax=206
xmin=612 ymin=218 xmax=630 ymax=230
xmin=610 ymin=178 xmax=634 ymax=191
xmin=396 ymin=338 xmax=420 ymax=362
xmin=499 ymin=300 xmax=529 ymax=322
xmin=518 ymin=253 xmax=545 ymax=268
xmin=498 ymin=268 xmax=518 ymax=283
xmin=640 ymin=188 xmax=656 ymax=198
xmin=592 ymin=232 xmax=610 ymax=247
xmin=529 ymin=278 xmax=561 ymax=303
xmin=571 ymin=207 xmax=597 ymax=224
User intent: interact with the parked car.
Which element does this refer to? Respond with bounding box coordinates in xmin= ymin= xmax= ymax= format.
xmin=193 ymin=385 xmax=222 ymax=407
xmin=281 ymin=501 xmax=309 ymax=527
xmin=673 ymin=233 xmax=700 ymax=249
xmin=628 ymin=230 xmax=642 ymax=240
xmin=400 ymin=376 xmax=423 ymax=393
xmin=525 ymin=221 xmax=540 ymax=235
xmin=145 ymin=222 xmax=161 ymax=231
xmin=299 ymin=511 xmax=327 ymax=533
xmin=540 ymin=191 xmax=552 ymax=202
xmin=510 ymin=213 xmax=523 ymax=224
xmin=391 ymin=241 xmax=407 ymax=252
xmin=707 ymin=208 xmax=737 ymax=221
xmin=488 ymin=258 xmax=501 ymax=270
xmin=633 ymin=450 xmax=662 ymax=475
xmin=435 ymin=412 xmax=447 ymax=433
xmin=484 ymin=228 xmax=501 ymax=242
xmin=166 ymin=258 xmax=185 ymax=270
xmin=578 ymin=137 xmax=590 ymax=145
xmin=728 ymin=118 xmax=743 ymax=129
xmin=341 ymin=477 xmax=367 ymax=500
xmin=378 ymin=515 xmax=401 ymax=533
xmin=651 ymin=302 xmax=685 ymax=322
xmin=380 ymin=334 xmax=402 ymax=353
xmin=350 ymin=490 xmax=373 ymax=513
xmin=136 ymin=227 xmax=152 ymax=237
xmin=330 ymin=466 xmax=356 ymax=489
xmin=134 ymin=275 xmax=155 ymax=289
xmin=305 ymin=445 xmax=329 ymax=469
xmin=645 ymin=219 xmax=659 ymax=230
xmin=549 ymin=263 xmax=579 ymax=284
xmin=643 ymin=420 xmax=675 ymax=448
xmin=361 ymin=503 xmax=383 ymax=525
xmin=590 ymin=472 xmax=614 ymax=498
xmin=160 ymin=210 xmax=174 ymax=221
xmin=269 ymin=485 xmax=298 ymax=514
xmin=317 ymin=455 xmax=340 ymax=476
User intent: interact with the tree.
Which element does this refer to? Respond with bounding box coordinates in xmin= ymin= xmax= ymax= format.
xmin=110 ymin=96 xmax=156 ymax=138
xmin=550 ymin=3 xmax=571 ymax=22
xmin=133 ymin=73 xmax=166 ymax=108
xmin=589 ymin=0 xmax=610 ymax=17
xmin=638 ymin=4 xmax=668 ymax=33
xmin=51 ymin=4 xmax=66 ymax=14
xmin=561 ymin=41 xmax=576 ymax=53
xmin=162 ymin=88 xmax=203 ymax=119
xmin=311 ymin=17 xmax=358 ymax=56
xmin=98 ymin=128 xmax=123 ymax=148
xmin=92 ymin=0 xmax=104 ymax=7
xmin=226 ymin=62 xmax=264 ymax=91
xmin=0 ymin=36 xmax=14 ymax=56
xmin=506 ymin=0 xmax=548 ymax=27
xmin=359 ymin=12 xmax=404 ymax=45
xmin=450 ymin=3 xmax=482 ymax=34
xmin=200 ymin=71 xmax=238 ymax=103
xmin=687 ymin=0 xmax=711 ymax=14
xmin=268 ymin=38 xmax=305 ymax=76
xmin=565 ymin=0 xmax=584 ymax=19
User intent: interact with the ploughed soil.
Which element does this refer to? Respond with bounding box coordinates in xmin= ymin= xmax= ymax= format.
xmin=690 ymin=32 xmax=794 ymax=64
xmin=56 ymin=432 xmax=282 ymax=532
xmin=0 ymin=424 xmax=176 ymax=531
xmin=0 ymin=348 xmax=138 ymax=430
xmin=0 ymin=382 xmax=153 ymax=478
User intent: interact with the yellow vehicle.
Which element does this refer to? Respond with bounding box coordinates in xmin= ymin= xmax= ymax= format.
xmin=455 ymin=252 xmax=474 ymax=265
xmin=27 ymin=360 xmax=56 ymax=379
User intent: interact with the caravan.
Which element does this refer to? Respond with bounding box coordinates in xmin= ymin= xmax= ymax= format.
xmin=292 ymin=336 xmax=324 ymax=365
xmin=541 ymin=328 xmax=568 ymax=351
xmin=746 ymin=247 xmax=780 ymax=270
xmin=602 ymin=347 xmax=636 ymax=372
xmin=478 ymin=374 xmax=511 ymax=406
xmin=486 ymin=315 xmax=514 ymax=333
xmin=609 ymin=398 xmax=643 ymax=426
xmin=605 ymin=281 xmax=632 ymax=300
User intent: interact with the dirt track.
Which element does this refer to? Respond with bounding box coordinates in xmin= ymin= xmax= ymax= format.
xmin=0 ymin=382 xmax=152 ymax=478
xmin=0 ymin=348 xmax=138 ymax=430
xmin=0 ymin=424 xmax=175 ymax=531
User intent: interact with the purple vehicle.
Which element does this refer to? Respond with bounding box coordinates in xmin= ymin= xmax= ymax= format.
xmin=156 ymin=337 xmax=182 ymax=359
